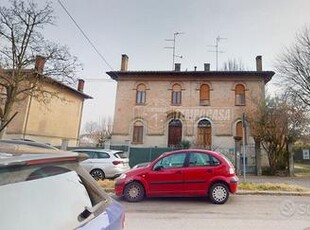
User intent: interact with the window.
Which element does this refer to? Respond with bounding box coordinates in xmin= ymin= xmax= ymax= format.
xmin=153 ymin=153 xmax=186 ymax=169
xmin=114 ymin=152 xmax=127 ymax=159
xmin=136 ymin=83 xmax=146 ymax=104
xmin=188 ymin=152 xmax=220 ymax=167
xmin=171 ymin=84 xmax=182 ymax=105
xmin=133 ymin=121 xmax=143 ymax=143
xmin=235 ymin=84 xmax=245 ymax=105
xmin=236 ymin=121 xmax=243 ymax=138
xmin=79 ymin=151 xmax=96 ymax=158
xmin=96 ymin=152 xmax=110 ymax=159
xmin=200 ymin=84 xmax=210 ymax=106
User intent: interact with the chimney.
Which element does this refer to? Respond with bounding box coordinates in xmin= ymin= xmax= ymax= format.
xmin=204 ymin=63 xmax=210 ymax=71
xmin=175 ymin=63 xmax=181 ymax=71
xmin=256 ymin=55 xmax=262 ymax=71
xmin=121 ymin=54 xmax=129 ymax=71
xmin=77 ymin=79 xmax=85 ymax=92
xmin=35 ymin=55 xmax=46 ymax=74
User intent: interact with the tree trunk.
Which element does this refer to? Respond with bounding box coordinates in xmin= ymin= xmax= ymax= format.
xmin=254 ymin=138 xmax=262 ymax=176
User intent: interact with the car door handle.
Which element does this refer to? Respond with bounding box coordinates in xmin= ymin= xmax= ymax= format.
xmin=175 ymin=170 xmax=182 ymax=174
xmin=206 ymin=169 xmax=213 ymax=173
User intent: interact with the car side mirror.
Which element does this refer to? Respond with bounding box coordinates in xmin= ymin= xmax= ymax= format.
xmin=154 ymin=165 xmax=164 ymax=171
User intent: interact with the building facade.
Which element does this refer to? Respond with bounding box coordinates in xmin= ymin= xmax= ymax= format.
xmin=1 ymin=57 xmax=92 ymax=147
xmin=108 ymin=55 xmax=274 ymax=152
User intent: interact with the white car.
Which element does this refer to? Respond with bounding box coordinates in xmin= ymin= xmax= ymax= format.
xmin=72 ymin=149 xmax=130 ymax=180
xmin=0 ymin=143 xmax=125 ymax=230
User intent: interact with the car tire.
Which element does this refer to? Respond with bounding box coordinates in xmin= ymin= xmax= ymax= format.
xmin=209 ymin=183 xmax=229 ymax=204
xmin=90 ymin=169 xmax=105 ymax=180
xmin=124 ymin=181 xmax=145 ymax=202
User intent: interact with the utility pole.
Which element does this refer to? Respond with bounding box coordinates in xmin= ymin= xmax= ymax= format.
xmin=242 ymin=112 xmax=247 ymax=182
xmin=208 ymin=35 xmax=227 ymax=70
xmin=165 ymin=32 xmax=184 ymax=70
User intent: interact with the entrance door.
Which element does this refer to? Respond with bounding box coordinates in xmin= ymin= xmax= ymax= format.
xmin=168 ymin=119 xmax=182 ymax=147
xmin=197 ymin=119 xmax=212 ymax=148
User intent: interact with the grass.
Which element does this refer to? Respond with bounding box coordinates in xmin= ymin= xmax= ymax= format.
xmin=97 ymin=180 xmax=115 ymax=189
xmin=294 ymin=162 xmax=310 ymax=177
xmin=239 ymin=182 xmax=305 ymax=192
xmin=97 ymin=180 xmax=307 ymax=192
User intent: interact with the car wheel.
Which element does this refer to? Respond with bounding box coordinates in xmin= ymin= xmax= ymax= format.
xmin=124 ymin=181 xmax=145 ymax=202
xmin=90 ymin=169 xmax=105 ymax=180
xmin=209 ymin=183 xmax=229 ymax=204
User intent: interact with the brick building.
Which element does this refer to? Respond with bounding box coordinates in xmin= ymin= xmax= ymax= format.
xmin=107 ymin=55 xmax=274 ymax=153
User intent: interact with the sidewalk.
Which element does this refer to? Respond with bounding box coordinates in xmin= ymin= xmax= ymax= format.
xmin=237 ymin=175 xmax=310 ymax=196
xmin=239 ymin=175 xmax=310 ymax=189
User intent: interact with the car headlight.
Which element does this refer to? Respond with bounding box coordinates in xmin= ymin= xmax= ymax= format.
xmin=118 ymin=173 xmax=127 ymax=180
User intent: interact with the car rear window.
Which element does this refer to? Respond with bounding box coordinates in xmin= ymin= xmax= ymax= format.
xmin=0 ymin=162 xmax=110 ymax=205
xmin=0 ymin=170 xmax=92 ymax=230
xmin=114 ymin=152 xmax=127 ymax=159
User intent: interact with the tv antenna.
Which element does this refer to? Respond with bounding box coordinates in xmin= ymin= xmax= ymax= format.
xmin=165 ymin=32 xmax=184 ymax=70
xmin=207 ymin=35 xmax=227 ymax=70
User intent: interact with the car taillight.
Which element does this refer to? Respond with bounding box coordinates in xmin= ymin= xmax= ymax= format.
xmin=113 ymin=160 xmax=122 ymax=165
xmin=229 ymin=166 xmax=235 ymax=175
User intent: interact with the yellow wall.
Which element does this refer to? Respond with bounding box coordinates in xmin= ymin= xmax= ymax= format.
xmin=5 ymin=82 xmax=85 ymax=146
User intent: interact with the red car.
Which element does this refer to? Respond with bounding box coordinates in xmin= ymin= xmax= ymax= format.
xmin=115 ymin=149 xmax=238 ymax=204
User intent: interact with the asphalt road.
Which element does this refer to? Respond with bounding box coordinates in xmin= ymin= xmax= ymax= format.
xmin=114 ymin=195 xmax=310 ymax=230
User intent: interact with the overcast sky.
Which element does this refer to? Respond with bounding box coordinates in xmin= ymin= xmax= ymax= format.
xmin=3 ymin=0 xmax=310 ymax=132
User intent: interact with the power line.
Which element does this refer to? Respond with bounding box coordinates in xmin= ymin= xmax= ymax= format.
xmin=57 ymin=0 xmax=115 ymax=72
xmin=83 ymin=78 xmax=115 ymax=82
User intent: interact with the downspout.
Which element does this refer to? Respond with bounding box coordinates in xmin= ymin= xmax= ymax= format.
xmin=23 ymin=84 xmax=33 ymax=139
xmin=76 ymin=99 xmax=84 ymax=146
xmin=76 ymin=79 xmax=86 ymax=146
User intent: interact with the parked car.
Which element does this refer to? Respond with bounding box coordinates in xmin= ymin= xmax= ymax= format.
xmin=132 ymin=162 xmax=150 ymax=169
xmin=115 ymin=149 xmax=238 ymax=204
xmin=72 ymin=149 xmax=130 ymax=180
xmin=0 ymin=144 xmax=125 ymax=230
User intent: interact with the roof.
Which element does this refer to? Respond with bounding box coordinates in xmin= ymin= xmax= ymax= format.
xmin=0 ymin=143 xmax=86 ymax=167
xmin=71 ymin=148 xmax=123 ymax=153
xmin=0 ymin=139 xmax=59 ymax=150
xmin=1 ymin=69 xmax=92 ymax=99
xmin=39 ymin=74 xmax=93 ymax=99
xmin=107 ymin=70 xmax=275 ymax=84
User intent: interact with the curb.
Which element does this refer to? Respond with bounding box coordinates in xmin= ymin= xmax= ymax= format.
xmin=237 ymin=190 xmax=310 ymax=196
xmin=104 ymin=188 xmax=310 ymax=197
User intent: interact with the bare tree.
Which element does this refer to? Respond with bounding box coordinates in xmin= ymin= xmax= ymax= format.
xmin=248 ymin=95 xmax=308 ymax=175
xmin=0 ymin=0 xmax=81 ymax=137
xmin=276 ymin=25 xmax=310 ymax=108
xmin=82 ymin=117 xmax=113 ymax=146
xmin=222 ymin=58 xmax=245 ymax=71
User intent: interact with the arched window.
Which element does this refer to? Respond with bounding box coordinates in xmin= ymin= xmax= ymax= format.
xmin=235 ymin=84 xmax=245 ymax=105
xmin=171 ymin=84 xmax=182 ymax=105
xmin=136 ymin=83 xmax=146 ymax=104
xmin=197 ymin=119 xmax=212 ymax=148
xmin=133 ymin=121 xmax=143 ymax=143
xmin=236 ymin=121 xmax=243 ymax=138
xmin=168 ymin=119 xmax=182 ymax=147
xmin=200 ymin=84 xmax=210 ymax=106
